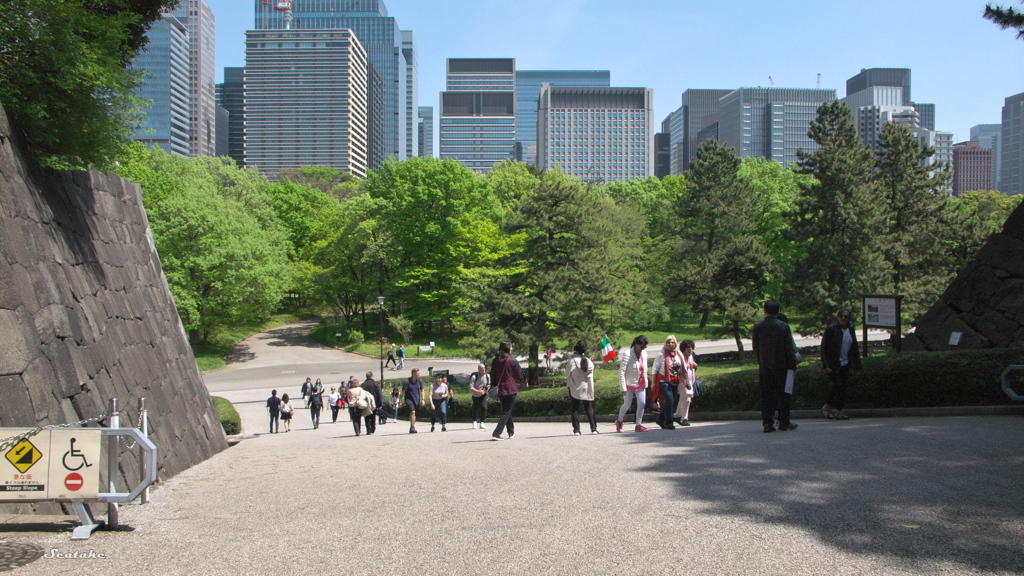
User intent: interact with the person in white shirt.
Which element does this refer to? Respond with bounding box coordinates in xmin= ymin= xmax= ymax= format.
xmin=328 ymin=386 xmax=342 ymax=423
xmin=617 ymin=335 xmax=650 ymax=432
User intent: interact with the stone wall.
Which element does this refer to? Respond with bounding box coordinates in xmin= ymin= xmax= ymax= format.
xmin=0 ymin=106 xmax=227 ymax=512
xmin=904 ymin=200 xmax=1024 ymax=351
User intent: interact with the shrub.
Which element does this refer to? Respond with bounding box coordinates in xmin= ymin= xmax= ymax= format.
xmin=212 ymin=396 xmax=241 ymax=435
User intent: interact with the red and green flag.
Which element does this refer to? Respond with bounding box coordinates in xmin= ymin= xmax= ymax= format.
xmin=600 ymin=337 xmax=617 ymax=362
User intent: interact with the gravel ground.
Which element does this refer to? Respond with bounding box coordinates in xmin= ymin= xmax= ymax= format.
xmin=4 ymin=411 xmax=1024 ymax=576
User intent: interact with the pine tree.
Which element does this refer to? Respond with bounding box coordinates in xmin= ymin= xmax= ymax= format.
xmin=985 ymin=2 xmax=1024 ymax=39
xmin=789 ymin=101 xmax=889 ymax=333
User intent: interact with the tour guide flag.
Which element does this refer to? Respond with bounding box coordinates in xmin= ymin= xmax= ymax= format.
xmin=600 ymin=337 xmax=617 ymax=362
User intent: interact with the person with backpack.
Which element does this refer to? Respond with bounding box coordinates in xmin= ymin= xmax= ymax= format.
xmin=384 ymin=344 xmax=397 ymax=368
xmin=396 ymin=345 xmax=406 ymax=370
xmin=346 ymin=377 xmax=375 ymax=436
xmin=469 ymin=363 xmax=490 ymax=430
xmin=308 ymin=378 xmax=325 ymax=430
xmin=566 ymin=341 xmax=598 ymax=435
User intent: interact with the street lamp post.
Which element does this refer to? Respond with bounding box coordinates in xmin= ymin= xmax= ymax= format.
xmin=377 ymin=296 xmax=385 ymax=379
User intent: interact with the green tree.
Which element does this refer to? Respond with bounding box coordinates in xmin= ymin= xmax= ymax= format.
xmin=737 ymin=157 xmax=809 ymax=276
xmin=462 ymin=170 xmax=647 ymax=383
xmin=0 ymin=0 xmax=178 ymax=169
xmin=789 ymin=101 xmax=888 ymax=333
xmin=985 ymin=1 xmax=1024 ymax=39
xmin=874 ymin=122 xmax=954 ymax=324
xmin=673 ymin=140 xmax=777 ymax=356
xmin=952 ymin=189 xmax=1024 ymax=233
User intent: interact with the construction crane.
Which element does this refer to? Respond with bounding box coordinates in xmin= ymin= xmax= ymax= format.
xmin=262 ymin=0 xmax=294 ymax=29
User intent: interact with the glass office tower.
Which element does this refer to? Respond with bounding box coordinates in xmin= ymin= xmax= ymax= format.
xmin=515 ymin=70 xmax=610 ymax=165
xmin=254 ymin=0 xmax=413 ymax=161
xmin=131 ymin=14 xmax=191 ymax=157
xmin=717 ymin=87 xmax=836 ymax=167
xmin=418 ymin=106 xmax=434 ymax=157
xmin=537 ymin=86 xmax=654 ymax=183
xmin=245 ymin=29 xmax=369 ymax=177
xmin=439 ymin=58 xmax=516 ymax=173
xmin=1001 ymin=92 xmax=1024 ymax=196
xmin=173 ymin=1 xmax=217 ymax=157
xmin=216 ymin=67 xmax=246 ymax=166
xmin=971 ymin=124 xmax=1002 ymax=191
xmin=669 ymin=89 xmax=733 ymax=174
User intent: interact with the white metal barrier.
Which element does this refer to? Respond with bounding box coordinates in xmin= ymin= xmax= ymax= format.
xmin=0 ymin=397 xmax=158 ymax=540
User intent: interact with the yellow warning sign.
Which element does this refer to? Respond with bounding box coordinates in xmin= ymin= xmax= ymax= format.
xmin=5 ymin=439 xmax=42 ymax=473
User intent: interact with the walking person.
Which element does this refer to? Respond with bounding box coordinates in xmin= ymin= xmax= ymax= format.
xmin=400 ymin=368 xmax=425 ymax=434
xmin=652 ymin=336 xmax=683 ymax=430
xmin=390 ymin=386 xmax=401 ymax=422
xmin=309 ymin=378 xmax=325 ymax=429
xmin=328 ymin=386 xmax=342 ymax=423
xmin=429 ymin=374 xmax=451 ymax=432
xmin=617 ymin=335 xmax=650 ymax=432
xmin=396 ymin=345 xmax=406 ymax=370
xmin=566 ymin=340 xmax=598 ymax=435
xmin=490 ymin=340 xmax=526 ymax=441
xmin=384 ymin=344 xmax=397 ymax=369
xmin=362 ymin=371 xmax=384 ymax=434
xmin=279 ymin=393 xmax=294 ymax=432
xmin=300 ymin=377 xmax=312 ymax=408
xmin=469 ymin=363 xmax=490 ymax=429
xmin=347 ymin=377 xmax=375 ymax=436
xmin=752 ymin=299 xmax=798 ymax=433
xmin=820 ymin=308 xmax=862 ymax=421
xmin=673 ymin=339 xmax=698 ymax=427
xmin=266 ymin=389 xmax=281 ymax=434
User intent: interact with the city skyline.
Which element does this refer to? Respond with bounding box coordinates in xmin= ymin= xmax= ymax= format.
xmin=202 ymin=0 xmax=1021 ymax=160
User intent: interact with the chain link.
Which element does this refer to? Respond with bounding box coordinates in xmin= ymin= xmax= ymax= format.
xmin=0 ymin=414 xmax=108 ymax=454
xmin=119 ymin=411 xmax=147 ymax=451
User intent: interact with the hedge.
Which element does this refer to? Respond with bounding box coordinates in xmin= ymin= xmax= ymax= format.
xmin=441 ymin=348 xmax=1024 ymax=419
xmin=212 ymin=396 xmax=241 ymax=435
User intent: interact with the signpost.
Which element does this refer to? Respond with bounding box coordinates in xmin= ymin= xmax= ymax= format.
xmin=860 ymin=294 xmax=904 ymax=356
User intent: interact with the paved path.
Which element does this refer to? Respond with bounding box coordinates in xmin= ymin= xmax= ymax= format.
xmin=4 ymin=321 xmax=1022 ymax=575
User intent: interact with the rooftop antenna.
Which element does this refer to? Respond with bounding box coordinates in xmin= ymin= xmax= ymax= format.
xmin=274 ymin=0 xmax=293 ymax=29
xmin=768 ymin=76 xmax=775 ymax=87
xmin=817 ymin=73 xmax=821 ymax=88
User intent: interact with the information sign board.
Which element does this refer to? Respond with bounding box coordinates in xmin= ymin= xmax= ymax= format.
xmin=0 ymin=429 xmax=102 ymax=500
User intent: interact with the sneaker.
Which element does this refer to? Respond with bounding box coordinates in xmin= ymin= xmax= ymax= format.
xmin=591 ymin=430 xmax=600 ymax=434
xmin=491 ymin=435 xmax=501 ymax=441
xmin=635 ymin=425 xmax=649 ymax=432
xmin=509 ymin=432 xmax=515 ymax=439
xmin=472 ymin=421 xmax=479 ymax=429
xmin=680 ymin=419 xmax=691 ymax=427
xmin=574 ymin=431 xmax=582 ymax=436
xmin=615 ymin=421 xmax=623 ymax=433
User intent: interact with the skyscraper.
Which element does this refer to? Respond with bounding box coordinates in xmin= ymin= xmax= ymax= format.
xmin=402 ymin=31 xmax=419 ymax=161
xmin=418 ymin=106 xmax=434 ymax=157
xmin=971 ymin=124 xmax=1002 ymax=191
xmin=717 ymin=87 xmax=836 ymax=167
xmin=654 ymin=115 xmax=671 ymax=179
xmin=952 ymin=141 xmax=995 ymax=196
xmin=845 ymin=68 xmax=935 ymax=130
xmin=173 ymin=1 xmax=217 ymax=157
xmin=1001 ymin=92 xmax=1024 ymax=196
xmin=254 ymin=0 xmax=413 ymax=161
xmin=537 ymin=86 xmax=654 ymax=183
xmin=439 ymin=58 xmax=517 ymax=173
xmin=367 ymin=64 xmax=386 ymax=170
xmin=244 ymin=28 xmax=369 ymax=177
xmin=515 ymin=70 xmax=611 ymax=165
xmin=216 ymin=67 xmax=246 ymax=167
xmin=669 ymin=89 xmax=733 ymax=174
xmin=131 ymin=13 xmax=191 ymax=157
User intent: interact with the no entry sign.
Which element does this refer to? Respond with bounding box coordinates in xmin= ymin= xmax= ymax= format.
xmin=64 ymin=473 xmax=84 ymax=491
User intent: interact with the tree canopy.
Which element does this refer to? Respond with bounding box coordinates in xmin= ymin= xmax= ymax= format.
xmin=985 ymin=1 xmax=1024 ymax=39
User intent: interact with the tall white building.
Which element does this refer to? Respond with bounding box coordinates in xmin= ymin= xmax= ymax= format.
xmin=244 ymin=29 xmax=369 ymax=178
xmin=172 ymin=1 xmax=217 ymax=157
xmin=537 ymin=86 xmax=653 ymax=183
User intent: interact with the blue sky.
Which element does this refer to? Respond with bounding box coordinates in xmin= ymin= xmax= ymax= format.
xmin=204 ymin=0 xmax=1023 ymax=144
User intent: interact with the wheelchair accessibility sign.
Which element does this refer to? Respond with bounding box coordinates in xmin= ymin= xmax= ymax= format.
xmin=1 ymin=430 xmax=101 ymax=500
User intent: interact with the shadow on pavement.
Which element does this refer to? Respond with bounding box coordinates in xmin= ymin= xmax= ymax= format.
xmin=629 ymin=417 xmax=1024 ymax=573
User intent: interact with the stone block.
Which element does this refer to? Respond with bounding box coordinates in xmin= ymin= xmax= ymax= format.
xmin=22 ymin=357 xmax=58 ymax=422
xmin=0 ymin=375 xmax=37 ymax=427
xmin=974 ymin=310 xmax=1018 ymax=348
xmin=0 ymin=308 xmax=35 ymax=376
xmin=975 ymin=233 xmax=1024 ymax=278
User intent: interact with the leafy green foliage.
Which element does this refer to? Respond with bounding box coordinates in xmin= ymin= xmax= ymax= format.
xmin=0 ymin=0 xmax=177 ymax=169
xmin=789 ymin=101 xmax=888 ymax=333
xmin=212 ymin=396 xmax=241 ymax=435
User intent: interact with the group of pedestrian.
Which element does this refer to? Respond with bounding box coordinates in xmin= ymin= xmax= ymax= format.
xmin=264 ymin=310 xmax=862 ymax=437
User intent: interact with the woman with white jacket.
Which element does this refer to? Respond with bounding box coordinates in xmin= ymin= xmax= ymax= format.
xmin=617 ymin=335 xmax=650 ymax=432
xmin=566 ymin=340 xmax=598 ymax=435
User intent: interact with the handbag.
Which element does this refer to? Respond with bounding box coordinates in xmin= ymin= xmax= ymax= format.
xmin=692 ymin=379 xmax=701 ymax=398
xmin=487 ymin=359 xmax=509 ymax=400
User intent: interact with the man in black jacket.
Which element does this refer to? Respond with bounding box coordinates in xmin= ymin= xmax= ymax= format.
xmin=820 ymin=309 xmax=862 ymax=420
xmin=362 ymin=371 xmax=384 ymax=434
xmin=752 ymin=299 xmax=798 ymax=433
